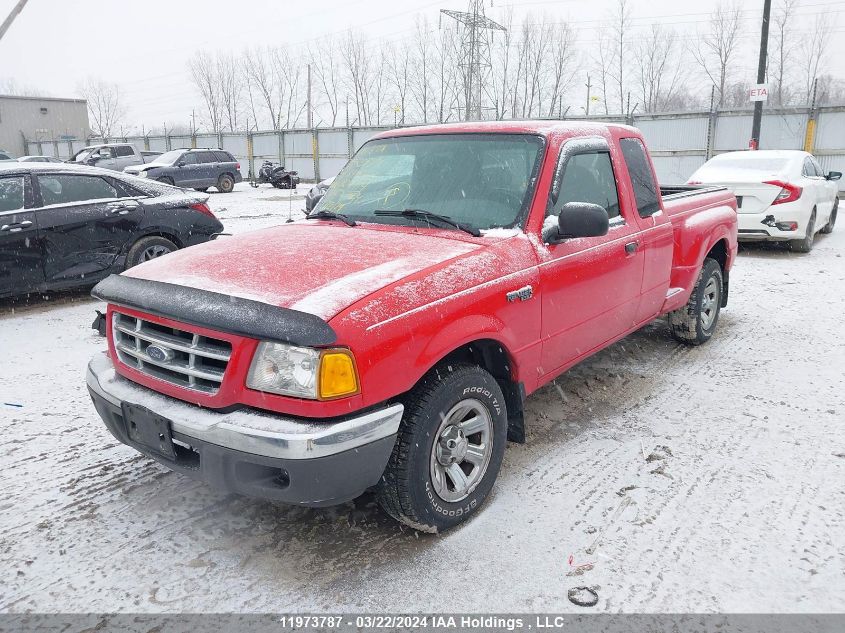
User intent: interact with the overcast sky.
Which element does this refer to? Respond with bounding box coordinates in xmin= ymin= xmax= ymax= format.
xmin=2 ymin=0 xmax=844 ymax=131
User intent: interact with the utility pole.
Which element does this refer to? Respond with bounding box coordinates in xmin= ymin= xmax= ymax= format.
xmin=441 ymin=1 xmax=506 ymax=121
xmin=0 ymin=0 xmax=28 ymax=43
xmin=306 ymin=63 xmax=313 ymax=129
xmin=191 ymin=109 xmax=196 ymax=136
xmin=585 ymin=75 xmax=592 ymax=116
xmin=750 ymin=0 xmax=772 ymax=150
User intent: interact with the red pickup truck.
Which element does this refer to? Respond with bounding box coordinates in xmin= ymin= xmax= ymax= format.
xmin=87 ymin=122 xmax=737 ymax=532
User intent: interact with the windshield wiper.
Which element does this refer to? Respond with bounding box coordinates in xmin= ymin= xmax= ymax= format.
xmin=373 ymin=208 xmax=481 ymax=236
xmin=306 ymin=210 xmax=357 ymax=227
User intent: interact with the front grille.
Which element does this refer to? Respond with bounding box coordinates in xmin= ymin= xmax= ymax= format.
xmin=112 ymin=312 xmax=232 ymax=394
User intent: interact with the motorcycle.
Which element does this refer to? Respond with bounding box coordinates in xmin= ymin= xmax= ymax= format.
xmin=250 ymin=160 xmax=301 ymax=189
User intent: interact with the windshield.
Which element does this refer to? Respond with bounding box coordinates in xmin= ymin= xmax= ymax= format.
xmin=151 ymin=149 xmax=184 ymax=165
xmin=315 ymin=133 xmax=545 ymax=231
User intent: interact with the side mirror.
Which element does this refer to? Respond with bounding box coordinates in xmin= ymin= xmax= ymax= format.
xmin=550 ymin=202 xmax=610 ymax=243
xmin=826 ymin=171 xmax=842 ymax=181
xmin=176 ymin=161 xmax=185 ymax=167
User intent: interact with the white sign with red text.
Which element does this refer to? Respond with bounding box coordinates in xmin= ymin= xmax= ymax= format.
xmin=749 ymin=84 xmax=769 ymax=102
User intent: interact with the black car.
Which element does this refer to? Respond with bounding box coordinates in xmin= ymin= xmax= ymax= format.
xmin=0 ymin=163 xmax=223 ymax=298
xmin=123 ymin=148 xmax=243 ymax=193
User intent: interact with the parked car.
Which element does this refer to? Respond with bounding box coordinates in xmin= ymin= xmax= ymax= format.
xmin=0 ymin=162 xmax=222 ymax=298
xmin=124 ymin=148 xmax=242 ymax=193
xmin=0 ymin=150 xmax=14 ymax=161
xmin=86 ymin=121 xmax=737 ymax=533
xmin=688 ymin=150 xmax=839 ymax=252
xmin=70 ymin=143 xmax=161 ymax=172
xmin=305 ymin=176 xmax=335 ymax=211
xmin=17 ymin=155 xmax=64 ymax=163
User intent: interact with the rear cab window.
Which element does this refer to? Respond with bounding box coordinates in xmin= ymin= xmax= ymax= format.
xmin=114 ymin=145 xmax=135 ymax=157
xmin=620 ymin=137 xmax=660 ymax=217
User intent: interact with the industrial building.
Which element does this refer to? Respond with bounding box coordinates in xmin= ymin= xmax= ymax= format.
xmin=0 ymin=94 xmax=89 ymax=157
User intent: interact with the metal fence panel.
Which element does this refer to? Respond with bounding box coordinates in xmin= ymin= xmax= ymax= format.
xmin=352 ymin=128 xmax=385 ymax=152
xmin=317 ymin=130 xmax=348 ymax=156
xmin=252 ymin=133 xmax=280 ymax=160
xmin=760 ymin=113 xmax=806 ymax=149
xmin=814 ymin=111 xmax=845 ymax=150
xmin=651 ymin=154 xmax=707 ymax=184
xmin=318 ymin=157 xmax=348 ymax=179
xmin=288 ymin=156 xmax=314 ymax=180
xmin=170 ymin=135 xmax=192 ymax=150
xmin=637 ymin=117 xmax=708 ymax=151
xmin=285 ymin=131 xmax=312 ymax=156
xmin=148 ymin=136 xmax=168 ymax=152
xmin=196 ymin=134 xmax=218 ymax=149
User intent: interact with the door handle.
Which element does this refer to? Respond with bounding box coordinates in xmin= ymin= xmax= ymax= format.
xmin=108 ymin=207 xmax=130 ymax=216
xmin=0 ymin=220 xmax=33 ymax=232
xmin=624 ymin=241 xmax=639 ymax=255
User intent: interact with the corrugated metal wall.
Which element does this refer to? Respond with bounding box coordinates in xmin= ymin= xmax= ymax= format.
xmin=24 ymin=107 xmax=845 ymax=190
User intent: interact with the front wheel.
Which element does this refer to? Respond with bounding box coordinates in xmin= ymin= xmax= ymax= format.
xmin=668 ymin=257 xmax=723 ymax=346
xmin=376 ymin=364 xmax=507 ymax=533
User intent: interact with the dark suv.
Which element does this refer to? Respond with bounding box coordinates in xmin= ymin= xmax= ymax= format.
xmin=124 ymin=149 xmax=242 ymax=193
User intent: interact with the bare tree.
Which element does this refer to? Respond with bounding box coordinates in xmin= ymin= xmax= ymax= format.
xmin=410 ymin=17 xmax=433 ymax=123
xmin=546 ymin=21 xmax=577 ymax=117
xmin=189 ymin=51 xmax=223 ymax=133
xmin=308 ymin=37 xmax=341 ymax=126
xmin=79 ymin=78 xmax=126 ymax=139
xmin=0 ymin=76 xmax=44 ymax=96
xmin=690 ymin=2 xmax=742 ymax=108
xmin=244 ymin=47 xmax=283 ymax=130
xmin=608 ymin=0 xmax=632 ymax=115
xmin=386 ymin=41 xmax=411 ymax=125
xmin=340 ymin=30 xmax=373 ymax=125
xmin=217 ymin=52 xmax=243 ymax=131
xmin=768 ymin=0 xmax=797 ymax=106
xmin=634 ymin=25 xmax=685 ymax=113
xmin=800 ymin=13 xmax=834 ymax=105
xmin=591 ymin=27 xmax=614 ymax=114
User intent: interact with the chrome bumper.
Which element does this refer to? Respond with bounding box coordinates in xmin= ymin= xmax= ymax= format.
xmin=86 ymin=352 xmax=403 ymax=460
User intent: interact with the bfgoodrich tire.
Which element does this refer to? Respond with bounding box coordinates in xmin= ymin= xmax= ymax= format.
xmin=668 ymin=257 xmax=723 ymax=346
xmin=125 ymin=236 xmax=177 ymax=269
xmin=376 ymin=363 xmax=508 ymax=533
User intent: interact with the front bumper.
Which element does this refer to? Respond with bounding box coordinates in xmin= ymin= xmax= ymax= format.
xmin=86 ymin=352 xmax=403 ymax=506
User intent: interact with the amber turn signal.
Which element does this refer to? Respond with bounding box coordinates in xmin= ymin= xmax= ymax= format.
xmin=318 ymin=350 xmax=360 ymax=399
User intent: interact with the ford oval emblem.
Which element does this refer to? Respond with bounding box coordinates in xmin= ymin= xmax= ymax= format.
xmin=146 ymin=344 xmax=174 ymax=363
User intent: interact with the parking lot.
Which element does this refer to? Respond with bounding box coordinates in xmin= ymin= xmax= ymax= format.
xmin=1 ymin=183 xmax=844 ymax=613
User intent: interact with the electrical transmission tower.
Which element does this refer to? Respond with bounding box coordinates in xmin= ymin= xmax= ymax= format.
xmin=440 ymin=1 xmax=506 ymax=121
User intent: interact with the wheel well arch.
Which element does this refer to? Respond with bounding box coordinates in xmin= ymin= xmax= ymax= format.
xmin=132 ymin=230 xmax=183 ymax=249
xmin=434 ymin=338 xmax=526 ymax=443
xmin=705 ymin=238 xmax=729 ymax=306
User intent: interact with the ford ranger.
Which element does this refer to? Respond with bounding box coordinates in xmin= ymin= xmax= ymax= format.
xmin=86 ymin=122 xmax=738 ymax=532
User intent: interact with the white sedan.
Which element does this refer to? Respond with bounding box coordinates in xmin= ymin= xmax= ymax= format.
xmin=688 ymin=150 xmax=840 ymax=252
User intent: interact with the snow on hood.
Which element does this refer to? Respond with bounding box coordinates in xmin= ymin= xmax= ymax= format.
xmin=123 ymin=222 xmax=485 ymax=321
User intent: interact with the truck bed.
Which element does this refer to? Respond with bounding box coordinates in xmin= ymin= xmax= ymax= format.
xmin=660 ymin=184 xmax=735 ymax=218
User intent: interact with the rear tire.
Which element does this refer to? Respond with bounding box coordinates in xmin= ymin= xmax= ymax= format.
xmin=376 ymin=364 xmax=507 ymax=533
xmin=790 ymin=209 xmax=816 ymax=252
xmin=217 ymin=173 xmax=235 ymax=193
xmin=125 ymin=236 xmax=177 ymax=269
xmin=668 ymin=257 xmax=723 ymax=346
xmin=820 ymin=199 xmax=837 ymax=234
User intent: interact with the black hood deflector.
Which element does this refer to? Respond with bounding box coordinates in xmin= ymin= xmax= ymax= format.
xmin=91 ymin=274 xmax=337 ymax=347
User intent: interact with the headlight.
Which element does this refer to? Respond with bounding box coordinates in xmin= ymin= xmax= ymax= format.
xmin=246 ymin=342 xmax=359 ymax=400
xmin=135 ymin=170 xmax=148 ymax=178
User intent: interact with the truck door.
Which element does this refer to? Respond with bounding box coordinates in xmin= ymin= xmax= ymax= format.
xmin=539 ymin=137 xmax=645 ymax=376
xmin=618 ymin=137 xmax=674 ymax=323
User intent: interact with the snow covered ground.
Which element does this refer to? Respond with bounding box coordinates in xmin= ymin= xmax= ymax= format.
xmin=1 ymin=185 xmax=844 ymax=613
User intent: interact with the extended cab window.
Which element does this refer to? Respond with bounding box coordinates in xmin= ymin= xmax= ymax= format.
xmin=37 ymin=174 xmax=119 ymax=206
xmin=0 ymin=176 xmax=25 ymax=212
xmin=548 ymin=151 xmax=620 ymax=221
xmin=114 ymin=145 xmax=134 ymax=157
xmin=620 ymin=137 xmax=660 ymax=217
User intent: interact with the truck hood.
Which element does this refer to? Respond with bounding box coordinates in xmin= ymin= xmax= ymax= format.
xmin=125 ymin=164 xmax=161 ymax=174
xmin=124 ymin=222 xmax=487 ymax=321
